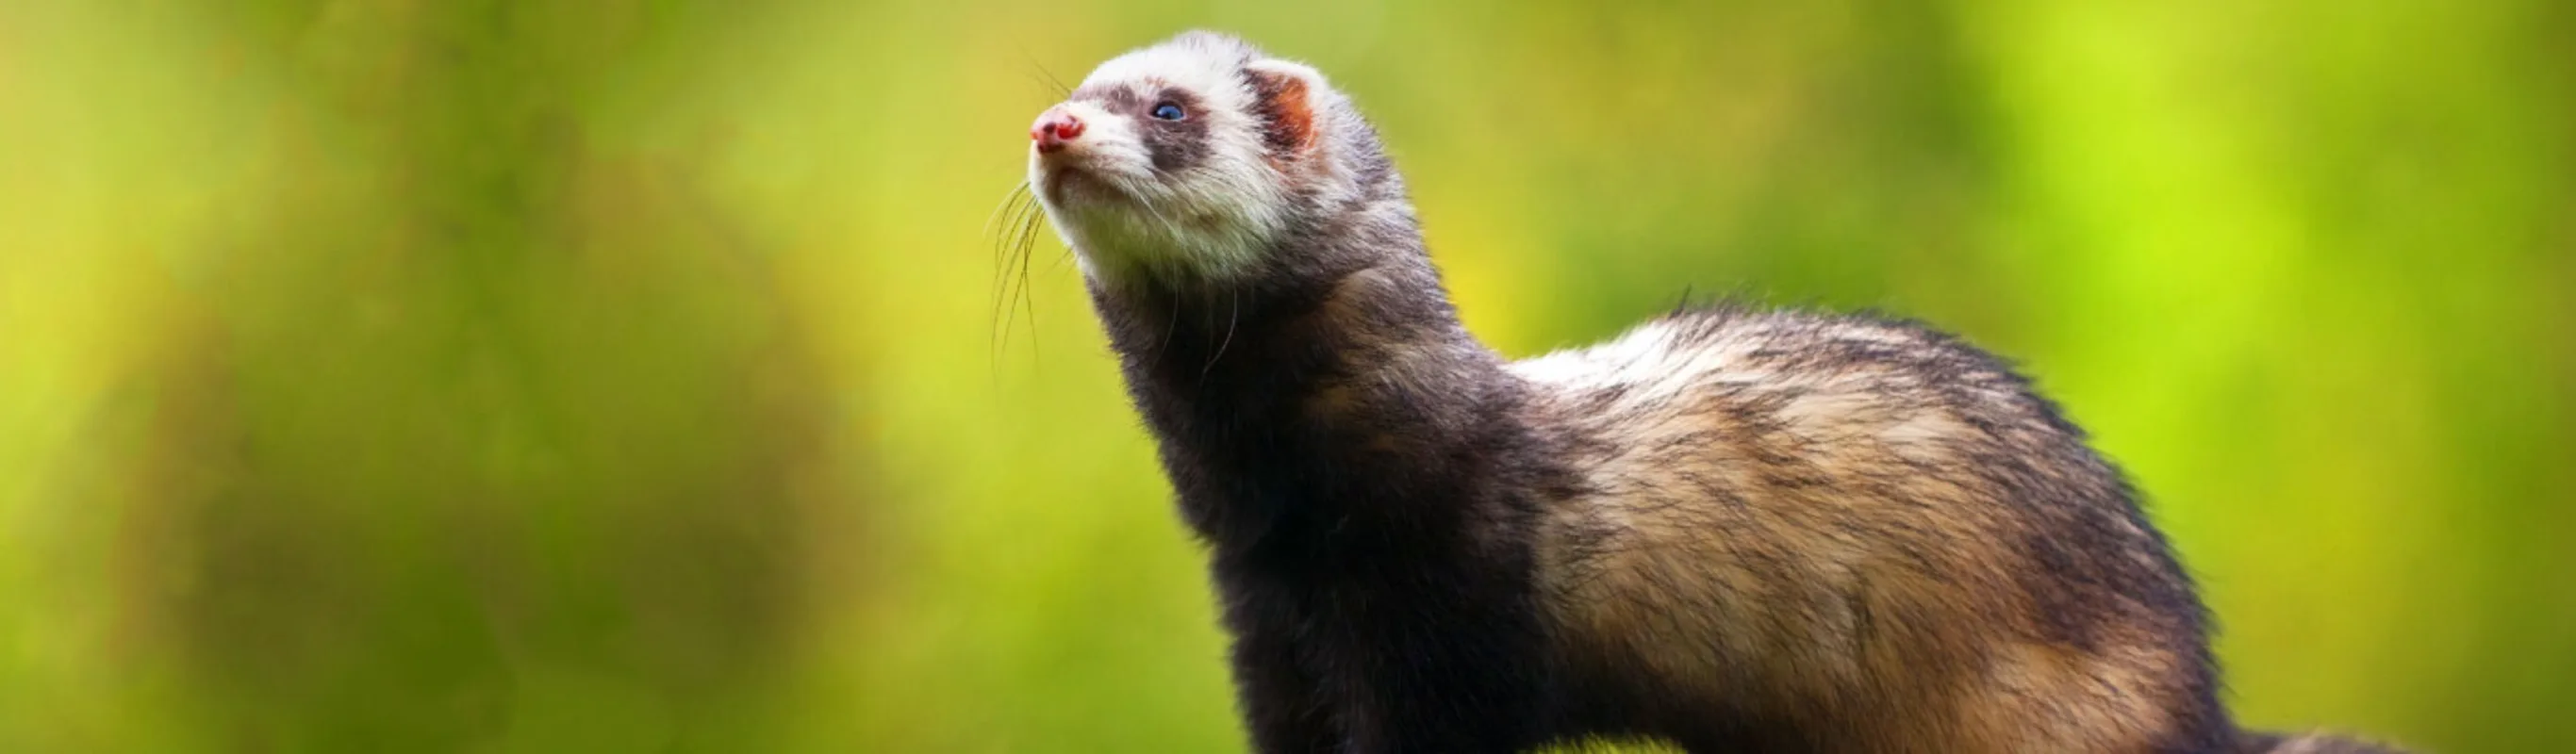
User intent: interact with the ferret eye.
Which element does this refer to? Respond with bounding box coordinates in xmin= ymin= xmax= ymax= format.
xmin=1151 ymin=103 xmax=1185 ymax=121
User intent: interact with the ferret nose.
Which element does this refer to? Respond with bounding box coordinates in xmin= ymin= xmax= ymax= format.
xmin=1032 ymin=107 xmax=1084 ymax=154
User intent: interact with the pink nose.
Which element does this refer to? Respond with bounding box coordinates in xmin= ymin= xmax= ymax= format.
xmin=1032 ymin=107 xmax=1084 ymax=153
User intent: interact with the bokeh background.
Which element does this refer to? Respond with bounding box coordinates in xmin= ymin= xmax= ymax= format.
xmin=4 ymin=0 xmax=2569 ymax=751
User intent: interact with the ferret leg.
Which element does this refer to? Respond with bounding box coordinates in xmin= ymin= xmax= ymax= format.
xmin=1227 ymin=621 xmax=1342 ymax=754
xmin=1334 ymin=581 xmax=1548 ymax=753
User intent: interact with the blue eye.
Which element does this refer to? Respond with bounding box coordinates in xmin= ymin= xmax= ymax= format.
xmin=1151 ymin=103 xmax=1185 ymax=121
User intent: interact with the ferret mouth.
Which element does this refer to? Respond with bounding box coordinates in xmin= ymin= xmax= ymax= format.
xmin=1039 ymin=164 xmax=1135 ymax=208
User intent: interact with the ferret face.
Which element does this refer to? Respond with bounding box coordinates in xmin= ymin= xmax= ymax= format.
xmin=1028 ymin=31 xmax=1334 ymax=285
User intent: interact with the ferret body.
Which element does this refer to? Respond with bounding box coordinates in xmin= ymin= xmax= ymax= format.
xmin=1022 ymin=31 xmax=2396 ymax=754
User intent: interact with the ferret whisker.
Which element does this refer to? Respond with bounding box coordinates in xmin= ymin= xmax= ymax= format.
xmin=985 ymin=187 xmax=1018 ymax=284
xmin=1199 ymin=285 xmax=1239 ymax=381
xmin=987 ymin=198 xmax=1015 ymax=363
xmin=1016 ymin=207 xmax=1042 ymax=364
xmin=999 ymin=213 xmax=1037 ymax=361
xmin=1147 ymin=288 xmax=1180 ymax=373
xmin=1030 ymin=68 xmax=1071 ymax=99
xmin=1017 ymin=45 xmax=1074 ymax=99
xmin=987 ymin=183 xmax=1039 ymax=366
xmin=983 ymin=181 xmax=1032 ymax=238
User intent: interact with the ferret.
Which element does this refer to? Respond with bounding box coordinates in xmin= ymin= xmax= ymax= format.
xmin=1016 ymin=30 xmax=2401 ymax=754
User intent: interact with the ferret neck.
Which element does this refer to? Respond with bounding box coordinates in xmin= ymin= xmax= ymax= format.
xmin=1087 ymin=254 xmax=1523 ymax=551
xmin=1096 ymin=255 xmax=1497 ymax=415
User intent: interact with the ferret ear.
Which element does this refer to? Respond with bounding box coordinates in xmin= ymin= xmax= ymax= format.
xmin=1245 ymin=59 xmax=1325 ymax=158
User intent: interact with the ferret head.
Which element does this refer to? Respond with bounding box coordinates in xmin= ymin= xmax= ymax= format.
xmin=1028 ymin=31 xmax=1385 ymax=287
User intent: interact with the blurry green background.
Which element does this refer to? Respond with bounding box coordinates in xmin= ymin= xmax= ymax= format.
xmin=3 ymin=0 xmax=2568 ymax=751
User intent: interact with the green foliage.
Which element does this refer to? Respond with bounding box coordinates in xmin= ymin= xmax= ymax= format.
xmin=1 ymin=1 xmax=2567 ymax=751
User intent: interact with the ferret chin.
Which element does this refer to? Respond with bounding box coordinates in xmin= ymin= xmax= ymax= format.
xmin=1023 ymin=29 xmax=2403 ymax=754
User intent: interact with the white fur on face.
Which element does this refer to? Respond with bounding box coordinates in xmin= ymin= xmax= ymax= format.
xmin=1030 ymin=32 xmax=1306 ymax=286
